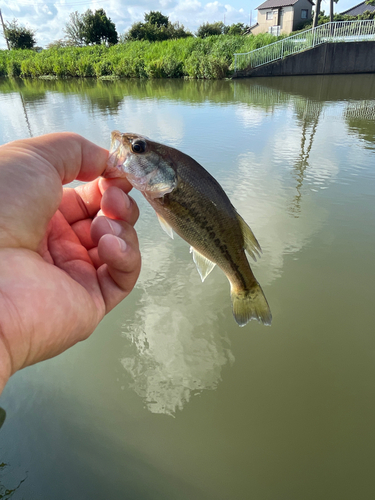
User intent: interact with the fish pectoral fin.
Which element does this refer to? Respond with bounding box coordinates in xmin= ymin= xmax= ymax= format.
xmin=190 ymin=246 xmax=216 ymax=282
xmin=236 ymin=212 xmax=262 ymax=262
xmin=157 ymin=213 xmax=174 ymax=239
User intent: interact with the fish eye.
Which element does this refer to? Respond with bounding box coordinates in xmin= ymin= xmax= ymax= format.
xmin=131 ymin=140 xmax=146 ymax=154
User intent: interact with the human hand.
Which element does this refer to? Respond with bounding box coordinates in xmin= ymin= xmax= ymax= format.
xmin=0 ymin=133 xmax=141 ymax=394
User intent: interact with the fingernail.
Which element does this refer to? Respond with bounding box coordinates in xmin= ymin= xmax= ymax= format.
xmin=116 ymin=236 xmax=127 ymax=252
xmin=107 ymin=219 xmax=122 ymax=236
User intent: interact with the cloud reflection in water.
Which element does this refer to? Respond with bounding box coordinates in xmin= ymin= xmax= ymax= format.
xmin=118 ymin=89 xmax=354 ymax=417
xmin=120 ymin=235 xmax=235 ymax=416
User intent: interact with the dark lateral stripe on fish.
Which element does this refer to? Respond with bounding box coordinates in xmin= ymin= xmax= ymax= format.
xmin=170 ymin=196 xmax=249 ymax=290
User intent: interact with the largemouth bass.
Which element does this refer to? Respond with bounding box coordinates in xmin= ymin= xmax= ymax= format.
xmin=103 ymin=131 xmax=272 ymax=327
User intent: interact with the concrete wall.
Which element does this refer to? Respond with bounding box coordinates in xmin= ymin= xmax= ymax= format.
xmin=234 ymin=41 xmax=375 ymax=78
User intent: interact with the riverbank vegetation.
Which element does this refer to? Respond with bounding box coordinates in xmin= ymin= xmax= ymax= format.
xmin=5 ymin=4 xmax=374 ymax=81
xmin=0 ymin=33 xmax=279 ymax=79
xmin=0 ymin=8 xmax=281 ymax=79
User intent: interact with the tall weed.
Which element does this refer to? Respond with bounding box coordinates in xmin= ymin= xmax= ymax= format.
xmin=0 ymin=33 xmax=280 ymax=80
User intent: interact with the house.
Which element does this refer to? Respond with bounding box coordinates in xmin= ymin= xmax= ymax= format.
xmin=250 ymin=0 xmax=314 ymax=35
xmin=340 ymin=1 xmax=375 ymax=16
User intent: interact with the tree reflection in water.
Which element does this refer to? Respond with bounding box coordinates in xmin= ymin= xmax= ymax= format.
xmin=289 ymin=98 xmax=322 ymax=217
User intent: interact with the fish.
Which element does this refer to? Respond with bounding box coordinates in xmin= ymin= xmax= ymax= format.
xmin=103 ymin=131 xmax=272 ymax=327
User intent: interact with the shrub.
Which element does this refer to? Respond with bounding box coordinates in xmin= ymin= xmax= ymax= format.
xmin=196 ymin=22 xmax=225 ymax=38
xmin=6 ymin=59 xmax=21 ymax=77
xmin=94 ymin=59 xmax=114 ymax=77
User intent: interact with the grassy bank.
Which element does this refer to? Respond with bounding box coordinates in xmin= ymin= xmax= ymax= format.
xmin=0 ymin=33 xmax=279 ymax=79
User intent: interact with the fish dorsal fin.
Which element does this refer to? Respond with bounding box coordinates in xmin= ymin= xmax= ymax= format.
xmin=236 ymin=212 xmax=262 ymax=262
xmin=190 ymin=246 xmax=216 ymax=282
xmin=157 ymin=213 xmax=174 ymax=239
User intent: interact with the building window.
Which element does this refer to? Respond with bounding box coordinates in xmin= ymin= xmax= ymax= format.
xmin=301 ymin=9 xmax=308 ymax=19
xmin=266 ymin=11 xmax=273 ymax=20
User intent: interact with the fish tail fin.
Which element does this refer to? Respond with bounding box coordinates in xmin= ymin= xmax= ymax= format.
xmin=231 ymin=282 xmax=272 ymax=327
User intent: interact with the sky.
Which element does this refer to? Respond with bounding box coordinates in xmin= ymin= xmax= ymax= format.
xmin=0 ymin=0 xmax=357 ymax=49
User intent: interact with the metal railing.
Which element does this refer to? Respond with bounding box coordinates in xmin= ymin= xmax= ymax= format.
xmin=234 ymin=20 xmax=375 ymax=72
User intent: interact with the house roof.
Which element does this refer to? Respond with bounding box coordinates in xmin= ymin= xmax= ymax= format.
xmin=340 ymin=1 xmax=375 ymax=16
xmin=257 ymin=0 xmax=313 ymax=9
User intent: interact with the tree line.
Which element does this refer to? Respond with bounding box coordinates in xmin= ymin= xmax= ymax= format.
xmin=3 ymin=4 xmax=375 ymax=51
xmin=2 ymin=9 xmax=249 ymax=50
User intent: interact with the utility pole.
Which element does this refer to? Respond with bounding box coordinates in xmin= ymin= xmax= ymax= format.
xmin=0 ymin=9 xmax=10 ymax=50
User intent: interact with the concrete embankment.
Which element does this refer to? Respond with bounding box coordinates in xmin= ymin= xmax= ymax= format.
xmin=234 ymin=41 xmax=375 ymax=78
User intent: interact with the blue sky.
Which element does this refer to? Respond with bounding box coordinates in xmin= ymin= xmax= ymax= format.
xmin=0 ymin=0 xmax=357 ymax=49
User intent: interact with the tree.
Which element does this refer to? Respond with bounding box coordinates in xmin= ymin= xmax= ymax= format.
xmin=3 ymin=19 xmax=36 ymax=49
xmin=125 ymin=11 xmax=191 ymax=42
xmin=313 ymin=0 xmax=322 ymax=27
xmin=64 ymin=9 xmax=118 ymax=46
xmin=82 ymin=8 xmax=118 ymax=45
xmin=196 ymin=22 xmax=225 ymax=38
xmin=64 ymin=11 xmax=85 ymax=46
xmin=144 ymin=11 xmax=169 ymax=28
xmin=365 ymin=0 xmax=375 ymax=5
xmin=329 ymin=0 xmax=340 ymax=23
xmin=224 ymin=23 xmax=248 ymax=35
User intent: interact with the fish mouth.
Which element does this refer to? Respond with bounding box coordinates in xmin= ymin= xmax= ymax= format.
xmin=102 ymin=131 xmax=130 ymax=178
xmin=103 ymin=131 xmax=151 ymax=179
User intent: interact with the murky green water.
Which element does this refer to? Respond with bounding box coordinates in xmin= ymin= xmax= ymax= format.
xmin=0 ymin=75 xmax=374 ymax=499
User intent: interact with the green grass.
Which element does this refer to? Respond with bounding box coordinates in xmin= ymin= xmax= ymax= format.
xmin=0 ymin=33 xmax=280 ymax=80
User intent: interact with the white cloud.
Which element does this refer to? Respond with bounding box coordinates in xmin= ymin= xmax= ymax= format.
xmin=0 ymin=0 xmax=252 ymax=49
xmin=0 ymin=0 xmax=358 ymax=49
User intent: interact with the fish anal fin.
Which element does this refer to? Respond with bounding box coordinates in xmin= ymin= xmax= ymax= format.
xmin=190 ymin=246 xmax=216 ymax=282
xmin=157 ymin=213 xmax=174 ymax=239
xmin=236 ymin=212 xmax=262 ymax=262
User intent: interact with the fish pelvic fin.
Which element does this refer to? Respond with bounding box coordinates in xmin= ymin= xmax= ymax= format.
xmin=236 ymin=212 xmax=262 ymax=262
xmin=190 ymin=246 xmax=216 ymax=282
xmin=231 ymin=283 xmax=272 ymax=327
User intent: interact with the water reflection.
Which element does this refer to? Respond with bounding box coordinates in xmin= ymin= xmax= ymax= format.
xmin=120 ymin=237 xmax=234 ymax=416
xmin=1 ymin=75 xmax=375 ymax=499
xmin=289 ymin=98 xmax=322 ymax=216
xmin=1 ymin=75 xmax=374 ymax=419
xmin=344 ymin=100 xmax=375 ymax=147
xmin=117 ymin=92 xmax=329 ymax=415
xmin=2 ymin=75 xmax=375 ymax=148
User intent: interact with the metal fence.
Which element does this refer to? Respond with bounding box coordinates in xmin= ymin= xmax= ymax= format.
xmin=234 ymin=20 xmax=375 ymax=72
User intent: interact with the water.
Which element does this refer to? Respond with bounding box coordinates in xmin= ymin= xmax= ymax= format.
xmin=0 ymin=75 xmax=374 ymax=499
